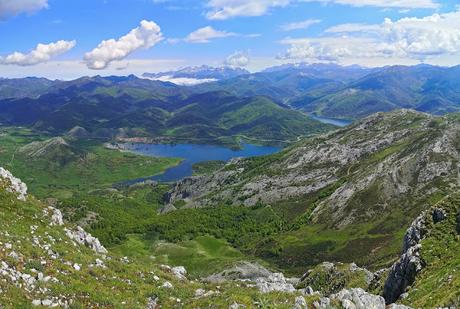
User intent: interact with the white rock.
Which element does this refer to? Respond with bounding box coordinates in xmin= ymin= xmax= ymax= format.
xmin=41 ymin=299 xmax=52 ymax=306
xmin=49 ymin=207 xmax=64 ymax=226
xmin=65 ymin=226 xmax=107 ymax=254
xmin=161 ymin=281 xmax=173 ymax=289
xmin=294 ymin=296 xmax=308 ymax=309
xmin=171 ymin=266 xmax=187 ymax=280
xmin=73 ymin=263 xmax=81 ymax=271
xmin=0 ymin=167 xmax=28 ymax=200
xmin=32 ymin=300 xmax=42 ymax=306
xmin=195 ymin=288 xmax=205 ymax=297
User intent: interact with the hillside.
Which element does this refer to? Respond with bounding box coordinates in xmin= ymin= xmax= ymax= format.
xmin=2 ymin=166 xmax=419 ymax=308
xmin=292 ymin=65 xmax=460 ymax=119
xmin=0 ymin=78 xmax=333 ymax=146
xmin=1 ymin=163 xmax=458 ymax=308
xmin=0 ymin=167 xmax=315 ymax=307
xmin=164 ymin=110 xmax=460 ymax=272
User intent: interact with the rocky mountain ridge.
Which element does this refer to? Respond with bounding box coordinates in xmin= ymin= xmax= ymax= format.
xmin=165 ymin=110 xmax=459 ymax=228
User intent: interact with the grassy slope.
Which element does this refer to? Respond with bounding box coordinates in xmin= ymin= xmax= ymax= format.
xmin=0 ymin=128 xmax=180 ymax=199
xmin=112 ymin=234 xmax=247 ymax=278
xmin=0 ymin=180 xmax=320 ymax=308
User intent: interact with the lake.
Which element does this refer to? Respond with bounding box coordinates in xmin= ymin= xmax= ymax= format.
xmin=310 ymin=114 xmax=352 ymax=127
xmin=125 ymin=143 xmax=281 ymax=183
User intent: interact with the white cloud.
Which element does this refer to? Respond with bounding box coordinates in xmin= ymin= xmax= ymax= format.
xmin=84 ymin=20 xmax=163 ymax=70
xmin=185 ymin=26 xmax=236 ymax=43
xmin=0 ymin=40 xmax=76 ymax=66
xmin=280 ymin=10 xmax=460 ymax=64
xmin=224 ymin=51 xmax=250 ymax=67
xmin=280 ymin=19 xmax=321 ymax=31
xmin=0 ymin=0 xmax=48 ymax=19
xmin=301 ymin=0 xmax=439 ymax=9
xmin=205 ymin=0 xmax=291 ymax=20
xmin=204 ymin=0 xmax=438 ymax=20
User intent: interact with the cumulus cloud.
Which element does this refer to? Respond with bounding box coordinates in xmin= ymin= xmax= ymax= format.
xmin=185 ymin=26 xmax=236 ymax=43
xmin=204 ymin=0 xmax=438 ymax=20
xmin=84 ymin=20 xmax=163 ymax=70
xmin=0 ymin=40 xmax=76 ymax=66
xmin=0 ymin=0 xmax=48 ymax=19
xmin=279 ymin=10 xmax=460 ymax=63
xmin=224 ymin=51 xmax=250 ymax=67
xmin=205 ymin=0 xmax=291 ymax=20
xmin=280 ymin=19 xmax=321 ymax=31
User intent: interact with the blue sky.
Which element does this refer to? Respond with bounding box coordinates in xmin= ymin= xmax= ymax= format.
xmin=1 ymin=0 xmax=459 ymax=79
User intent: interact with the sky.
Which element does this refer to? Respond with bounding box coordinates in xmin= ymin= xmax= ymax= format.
xmin=0 ymin=0 xmax=460 ymax=79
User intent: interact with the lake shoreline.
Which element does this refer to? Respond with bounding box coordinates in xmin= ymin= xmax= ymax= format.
xmin=118 ymin=143 xmax=281 ymax=183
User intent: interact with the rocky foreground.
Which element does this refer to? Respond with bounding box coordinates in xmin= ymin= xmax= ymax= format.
xmin=2 ymin=165 xmax=458 ymax=307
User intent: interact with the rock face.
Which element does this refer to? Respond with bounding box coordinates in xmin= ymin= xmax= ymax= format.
xmin=383 ymin=203 xmax=451 ymax=304
xmin=65 ymin=226 xmax=108 ymax=255
xmin=164 ymin=110 xmax=460 ymax=229
xmin=0 ymin=167 xmax=28 ymax=201
xmin=383 ymin=214 xmax=426 ymax=304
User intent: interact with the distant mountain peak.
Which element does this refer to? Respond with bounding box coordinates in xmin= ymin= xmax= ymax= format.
xmin=143 ymin=65 xmax=250 ymax=86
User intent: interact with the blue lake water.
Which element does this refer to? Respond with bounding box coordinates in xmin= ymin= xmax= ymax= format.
xmin=310 ymin=114 xmax=352 ymax=127
xmin=125 ymin=143 xmax=281 ymax=183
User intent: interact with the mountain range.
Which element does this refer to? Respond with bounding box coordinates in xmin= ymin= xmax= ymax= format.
xmin=0 ymin=75 xmax=331 ymax=146
xmin=2 ymin=64 xmax=460 ymax=128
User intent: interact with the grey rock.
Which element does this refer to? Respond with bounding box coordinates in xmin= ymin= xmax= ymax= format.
xmin=205 ymin=261 xmax=296 ymax=293
xmin=65 ymin=226 xmax=108 ymax=255
xmin=293 ymin=296 xmax=307 ymax=309
xmin=0 ymin=167 xmax=28 ymax=201
xmin=146 ymin=296 xmax=158 ymax=309
xmin=205 ymin=261 xmax=273 ymax=283
xmin=332 ymin=288 xmax=385 ymax=309
xmin=171 ymin=266 xmax=187 ymax=280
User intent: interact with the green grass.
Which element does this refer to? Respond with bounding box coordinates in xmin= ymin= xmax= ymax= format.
xmin=112 ymin=234 xmax=247 ymax=278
